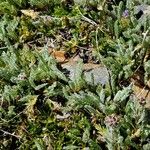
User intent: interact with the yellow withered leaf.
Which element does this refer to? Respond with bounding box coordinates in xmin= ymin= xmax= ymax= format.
xmin=131 ymin=129 xmax=141 ymax=139
xmin=21 ymin=9 xmax=39 ymax=19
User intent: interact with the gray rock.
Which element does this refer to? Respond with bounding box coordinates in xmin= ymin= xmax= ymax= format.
xmin=84 ymin=67 xmax=108 ymax=85
xmin=134 ymin=5 xmax=150 ymax=14
xmin=62 ymin=62 xmax=109 ymax=85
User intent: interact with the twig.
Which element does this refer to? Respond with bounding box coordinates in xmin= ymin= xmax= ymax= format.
xmin=131 ymin=28 xmax=150 ymax=78
xmin=0 ymin=46 xmax=7 ymax=50
xmin=81 ymin=15 xmax=98 ymax=26
xmin=0 ymin=129 xmax=21 ymax=139
xmin=0 ymin=107 xmax=28 ymax=123
xmin=77 ymin=7 xmax=98 ymax=26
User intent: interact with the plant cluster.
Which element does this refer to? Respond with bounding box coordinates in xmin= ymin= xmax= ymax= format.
xmin=0 ymin=0 xmax=150 ymax=149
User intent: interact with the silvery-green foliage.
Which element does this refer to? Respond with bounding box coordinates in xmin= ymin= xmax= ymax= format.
xmin=1 ymin=0 xmax=150 ymax=149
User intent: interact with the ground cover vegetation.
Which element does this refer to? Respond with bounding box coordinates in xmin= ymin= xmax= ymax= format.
xmin=0 ymin=0 xmax=150 ymax=149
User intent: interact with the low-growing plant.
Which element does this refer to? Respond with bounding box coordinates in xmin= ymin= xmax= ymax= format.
xmin=0 ymin=0 xmax=150 ymax=149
